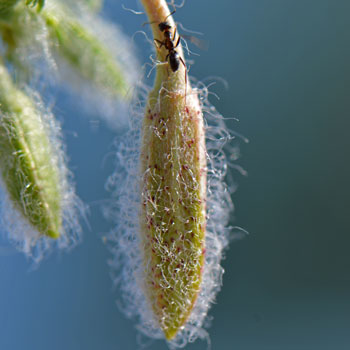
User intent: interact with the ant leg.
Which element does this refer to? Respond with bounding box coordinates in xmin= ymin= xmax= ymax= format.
xmin=179 ymin=56 xmax=187 ymax=103
xmin=172 ymin=27 xmax=177 ymax=42
xmin=165 ymin=54 xmax=170 ymax=77
xmin=154 ymin=39 xmax=164 ymax=49
xmin=174 ymin=35 xmax=181 ymax=48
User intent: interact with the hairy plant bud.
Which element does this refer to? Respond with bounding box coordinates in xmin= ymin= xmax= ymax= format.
xmin=0 ymin=63 xmax=61 ymax=239
xmin=141 ymin=88 xmax=207 ymax=340
xmin=42 ymin=1 xmax=133 ymax=98
xmin=0 ymin=62 xmax=82 ymax=262
xmin=107 ymin=0 xmax=238 ymax=346
xmin=139 ymin=0 xmax=207 ymax=340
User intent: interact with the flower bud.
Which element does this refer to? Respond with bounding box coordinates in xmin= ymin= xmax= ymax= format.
xmin=1 ymin=1 xmax=137 ymax=102
xmin=0 ymin=63 xmax=61 ymax=239
xmin=141 ymin=94 xmax=207 ymax=340
xmin=139 ymin=0 xmax=207 ymax=340
xmin=42 ymin=2 xmax=133 ymax=98
xmin=0 ymin=62 xmax=82 ymax=261
xmin=107 ymin=0 xmax=237 ymax=346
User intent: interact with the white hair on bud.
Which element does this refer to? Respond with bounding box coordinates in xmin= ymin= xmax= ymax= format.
xmin=104 ymin=79 xmax=241 ymax=348
xmin=0 ymin=88 xmax=85 ymax=265
xmin=47 ymin=0 xmax=141 ymax=131
xmin=8 ymin=0 xmax=140 ymax=131
xmin=6 ymin=3 xmax=56 ymax=74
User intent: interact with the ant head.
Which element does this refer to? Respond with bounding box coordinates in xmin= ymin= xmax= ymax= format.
xmin=158 ymin=21 xmax=172 ymax=32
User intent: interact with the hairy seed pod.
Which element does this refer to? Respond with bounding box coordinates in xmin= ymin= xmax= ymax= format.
xmin=140 ymin=0 xmax=207 ymax=340
xmin=0 ymin=63 xmax=61 ymax=238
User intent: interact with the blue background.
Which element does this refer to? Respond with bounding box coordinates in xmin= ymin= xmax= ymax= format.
xmin=1 ymin=0 xmax=350 ymax=349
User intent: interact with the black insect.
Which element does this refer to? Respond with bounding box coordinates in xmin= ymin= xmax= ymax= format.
xmin=154 ymin=11 xmax=186 ymax=75
xmin=144 ymin=10 xmax=188 ymax=94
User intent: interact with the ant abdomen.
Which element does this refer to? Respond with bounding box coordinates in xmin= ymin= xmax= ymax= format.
xmin=168 ymin=51 xmax=180 ymax=72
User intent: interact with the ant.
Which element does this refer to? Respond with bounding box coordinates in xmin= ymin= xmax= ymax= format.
xmin=144 ymin=10 xmax=188 ymax=99
xmin=154 ymin=11 xmax=186 ymax=74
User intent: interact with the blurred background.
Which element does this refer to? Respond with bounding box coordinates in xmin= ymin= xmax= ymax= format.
xmin=1 ymin=0 xmax=350 ymax=349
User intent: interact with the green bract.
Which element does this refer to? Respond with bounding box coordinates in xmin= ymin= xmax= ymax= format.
xmin=0 ymin=63 xmax=61 ymax=238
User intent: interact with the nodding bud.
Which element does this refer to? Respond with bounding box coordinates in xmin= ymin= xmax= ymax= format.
xmin=106 ymin=0 xmax=237 ymax=345
xmin=41 ymin=2 xmax=134 ymax=99
xmin=0 ymin=62 xmax=83 ymax=263
xmin=1 ymin=1 xmax=137 ymax=102
xmin=141 ymin=93 xmax=207 ymax=340
xmin=0 ymin=63 xmax=62 ymax=239
xmin=140 ymin=0 xmax=207 ymax=340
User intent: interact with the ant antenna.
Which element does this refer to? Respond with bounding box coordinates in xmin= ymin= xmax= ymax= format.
xmin=142 ymin=9 xmax=176 ymax=26
xmin=164 ymin=9 xmax=176 ymax=21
